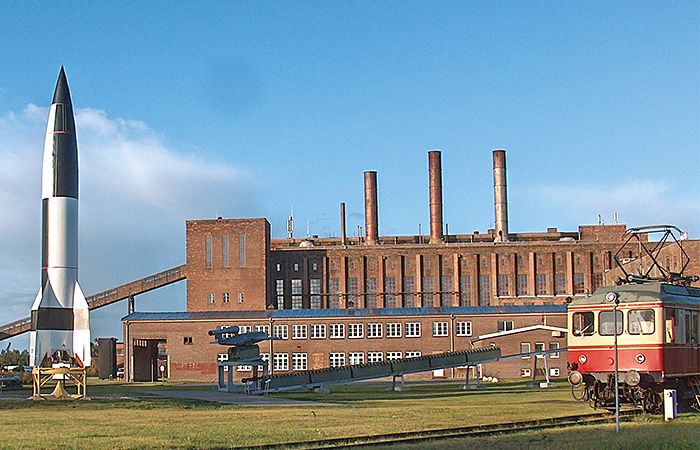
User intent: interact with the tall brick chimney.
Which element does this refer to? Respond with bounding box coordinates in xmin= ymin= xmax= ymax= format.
xmin=493 ymin=149 xmax=509 ymax=242
xmin=340 ymin=202 xmax=347 ymax=246
xmin=364 ymin=171 xmax=379 ymax=245
xmin=428 ymin=150 xmax=444 ymax=244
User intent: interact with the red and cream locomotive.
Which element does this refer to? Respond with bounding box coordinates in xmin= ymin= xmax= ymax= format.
xmin=567 ymin=226 xmax=700 ymax=412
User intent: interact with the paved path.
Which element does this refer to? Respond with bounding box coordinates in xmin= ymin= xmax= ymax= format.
xmin=148 ymin=389 xmax=336 ymax=406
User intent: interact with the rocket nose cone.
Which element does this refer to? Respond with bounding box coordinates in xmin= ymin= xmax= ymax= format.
xmin=53 ymin=67 xmax=73 ymax=106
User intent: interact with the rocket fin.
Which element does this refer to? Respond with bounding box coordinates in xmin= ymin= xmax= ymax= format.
xmin=30 ymin=288 xmax=43 ymax=310
xmin=72 ymin=281 xmax=91 ymax=366
xmin=32 ymin=279 xmax=63 ymax=310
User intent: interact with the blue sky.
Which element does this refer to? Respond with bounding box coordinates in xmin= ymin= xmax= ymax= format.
xmin=1 ymin=2 xmax=698 ymax=345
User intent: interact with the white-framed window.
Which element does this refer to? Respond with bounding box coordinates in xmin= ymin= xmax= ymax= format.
xmin=209 ymin=293 xmax=215 ymax=304
xmin=292 ymin=353 xmax=307 ymax=371
xmin=292 ymin=324 xmax=307 ymax=339
xmin=273 ymin=353 xmax=289 ymax=371
xmin=498 ymin=320 xmax=514 ymax=332
xmin=223 ymin=292 xmax=230 ymax=303
xmin=367 ymin=352 xmax=383 ymax=363
xmin=329 ymin=353 xmax=345 ymax=367
xmin=254 ymin=325 xmax=269 ymax=335
xmin=256 ymin=353 xmax=269 ymax=371
xmin=405 ymin=351 xmax=421 ymax=358
xmin=273 ymin=325 xmax=288 ymax=340
xmin=311 ymin=324 xmax=326 ymax=339
xmin=432 ymin=321 xmax=449 ymax=336
xmin=549 ymin=342 xmax=560 ymax=359
xmin=218 ymin=353 xmax=229 ymax=372
xmin=348 ymin=352 xmax=364 ymax=365
xmin=520 ymin=342 xmax=531 ymax=358
xmin=386 ymin=323 xmax=402 ymax=338
xmin=549 ymin=368 xmax=560 ymax=377
xmin=348 ymin=323 xmax=364 ymax=338
xmin=258 ymin=353 xmax=269 ymax=370
xmin=218 ymin=325 xmax=234 ymax=339
xmin=237 ymin=292 xmax=244 ymax=303
xmin=405 ymin=322 xmax=421 ymax=337
xmin=237 ymin=364 xmax=252 ymax=372
xmin=239 ymin=325 xmax=252 ymax=334
xmin=330 ymin=323 xmax=345 ymax=339
xmin=386 ymin=352 xmax=402 ymax=360
xmin=521 ymin=368 xmax=531 ymax=377
xmin=456 ymin=321 xmax=472 ymax=336
xmin=367 ymin=323 xmax=383 ymax=338
xmin=535 ymin=342 xmax=546 ymax=358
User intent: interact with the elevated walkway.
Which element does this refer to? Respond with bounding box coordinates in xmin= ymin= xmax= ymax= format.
xmin=0 ymin=265 xmax=186 ymax=340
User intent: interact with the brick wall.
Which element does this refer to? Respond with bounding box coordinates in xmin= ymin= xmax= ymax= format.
xmin=124 ymin=311 xmax=568 ymax=382
xmin=186 ymin=218 xmax=270 ymax=311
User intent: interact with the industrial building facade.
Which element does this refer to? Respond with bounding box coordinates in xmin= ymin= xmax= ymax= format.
xmin=122 ymin=150 xmax=698 ymax=383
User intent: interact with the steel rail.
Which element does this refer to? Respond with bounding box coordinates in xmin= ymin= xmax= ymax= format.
xmin=229 ymin=409 xmax=642 ymax=450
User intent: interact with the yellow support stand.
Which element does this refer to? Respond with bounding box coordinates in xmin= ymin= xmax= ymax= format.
xmin=32 ymin=366 xmax=87 ymax=400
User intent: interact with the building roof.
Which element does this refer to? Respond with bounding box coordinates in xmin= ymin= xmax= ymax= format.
xmin=569 ymin=282 xmax=700 ymax=306
xmin=121 ymin=305 xmax=567 ymax=322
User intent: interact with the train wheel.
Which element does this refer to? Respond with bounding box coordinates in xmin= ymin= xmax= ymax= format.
xmin=642 ymin=389 xmax=661 ymax=414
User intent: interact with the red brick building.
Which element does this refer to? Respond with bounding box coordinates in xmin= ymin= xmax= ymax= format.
xmin=122 ymin=151 xmax=699 ymax=383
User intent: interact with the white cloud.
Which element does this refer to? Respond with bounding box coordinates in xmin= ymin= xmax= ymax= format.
xmin=522 ymin=181 xmax=699 ymax=235
xmin=0 ymin=105 xmax=262 ymax=338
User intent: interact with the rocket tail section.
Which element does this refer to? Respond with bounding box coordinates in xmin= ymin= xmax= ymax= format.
xmin=29 ymin=281 xmax=91 ymax=367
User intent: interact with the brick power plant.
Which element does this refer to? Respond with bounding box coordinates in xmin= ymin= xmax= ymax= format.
xmin=110 ymin=149 xmax=697 ymax=382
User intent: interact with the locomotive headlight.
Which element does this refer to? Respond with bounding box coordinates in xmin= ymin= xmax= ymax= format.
xmin=578 ymin=355 xmax=587 ymax=364
xmin=568 ymin=370 xmax=583 ymax=386
xmin=625 ymin=370 xmax=641 ymax=386
xmin=635 ymin=353 xmax=646 ymax=364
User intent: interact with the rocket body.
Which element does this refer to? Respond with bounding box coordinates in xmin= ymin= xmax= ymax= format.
xmin=29 ymin=68 xmax=90 ymax=367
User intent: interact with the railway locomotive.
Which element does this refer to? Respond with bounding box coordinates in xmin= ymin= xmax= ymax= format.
xmin=567 ymin=226 xmax=700 ymax=412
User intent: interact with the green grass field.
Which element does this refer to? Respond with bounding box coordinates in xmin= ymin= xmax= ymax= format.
xmin=0 ymin=378 xmax=697 ymax=449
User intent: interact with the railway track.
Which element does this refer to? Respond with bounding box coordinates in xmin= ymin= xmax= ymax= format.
xmin=230 ymin=409 xmax=642 ymax=450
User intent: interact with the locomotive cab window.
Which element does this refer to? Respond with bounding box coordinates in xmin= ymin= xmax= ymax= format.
xmin=628 ymin=309 xmax=655 ymax=335
xmin=599 ymin=310 xmax=623 ymax=336
xmin=572 ymin=312 xmax=594 ymax=336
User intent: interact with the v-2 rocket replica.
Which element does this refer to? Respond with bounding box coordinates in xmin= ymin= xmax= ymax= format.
xmin=29 ymin=67 xmax=91 ymax=367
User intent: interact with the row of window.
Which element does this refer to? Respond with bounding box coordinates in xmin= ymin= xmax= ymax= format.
xmin=519 ymin=342 xmax=560 ymax=358
xmin=522 ymin=368 xmax=560 ymax=377
xmin=205 ymin=234 xmax=245 ymax=268
xmin=572 ymin=308 xmax=699 ymax=344
xmin=218 ymin=349 xmax=562 ymax=373
xmin=208 ymin=292 xmax=244 ymax=304
xmin=327 ymin=254 xmax=606 ymax=272
xmin=230 ymin=322 xmax=474 ymax=340
xmin=274 ymin=273 xmax=601 ymax=310
xmin=218 ymin=351 xmax=425 ymax=372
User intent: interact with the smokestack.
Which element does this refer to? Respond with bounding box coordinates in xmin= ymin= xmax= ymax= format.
xmin=340 ymin=202 xmax=347 ymax=245
xmin=364 ymin=171 xmax=379 ymax=244
xmin=493 ymin=149 xmax=509 ymax=242
xmin=428 ymin=150 xmax=444 ymax=244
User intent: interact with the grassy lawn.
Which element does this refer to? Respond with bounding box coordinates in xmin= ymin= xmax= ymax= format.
xmin=382 ymin=415 xmax=700 ymax=450
xmin=0 ymin=378 xmax=697 ymax=449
